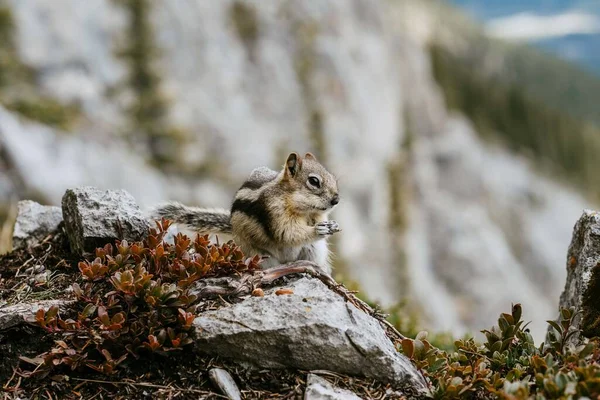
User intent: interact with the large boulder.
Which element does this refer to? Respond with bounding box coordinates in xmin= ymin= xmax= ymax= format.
xmin=193 ymin=277 xmax=428 ymax=395
xmin=12 ymin=200 xmax=63 ymax=249
xmin=558 ymin=210 xmax=600 ymax=341
xmin=61 ymin=187 xmax=149 ymax=254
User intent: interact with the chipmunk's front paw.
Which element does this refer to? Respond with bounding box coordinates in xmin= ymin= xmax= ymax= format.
xmin=316 ymin=220 xmax=340 ymax=236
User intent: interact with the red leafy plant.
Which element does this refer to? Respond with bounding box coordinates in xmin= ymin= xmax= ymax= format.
xmin=24 ymin=219 xmax=261 ymax=377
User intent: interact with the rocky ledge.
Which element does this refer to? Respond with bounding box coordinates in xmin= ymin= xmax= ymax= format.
xmin=0 ymin=186 xmax=428 ymax=399
xmin=557 ymin=210 xmax=600 ymax=345
xmin=3 ymin=188 xmax=598 ymax=399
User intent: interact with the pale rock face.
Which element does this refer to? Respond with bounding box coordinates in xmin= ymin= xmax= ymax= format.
xmin=0 ymin=0 xmax=592 ymax=338
xmin=406 ymin=116 xmax=586 ymax=338
xmin=0 ymin=107 xmax=169 ymax=207
xmin=6 ymin=0 xmax=126 ymax=131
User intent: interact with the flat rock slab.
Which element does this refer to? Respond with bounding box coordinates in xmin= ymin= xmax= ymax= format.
xmin=12 ymin=200 xmax=63 ymax=249
xmin=62 ymin=187 xmax=149 ymax=254
xmin=304 ymin=374 xmax=362 ymax=400
xmin=193 ymin=277 xmax=428 ymax=394
xmin=559 ymin=210 xmax=600 ymax=341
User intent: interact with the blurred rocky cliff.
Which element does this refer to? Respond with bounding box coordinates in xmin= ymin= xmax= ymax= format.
xmin=0 ymin=0 xmax=594 ymax=339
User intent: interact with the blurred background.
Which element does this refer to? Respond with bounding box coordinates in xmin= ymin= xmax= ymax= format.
xmin=0 ymin=0 xmax=599 ymax=341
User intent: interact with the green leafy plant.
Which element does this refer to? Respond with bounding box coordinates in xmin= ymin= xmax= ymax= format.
xmin=400 ymin=303 xmax=600 ymax=399
xmin=24 ymin=219 xmax=261 ymax=377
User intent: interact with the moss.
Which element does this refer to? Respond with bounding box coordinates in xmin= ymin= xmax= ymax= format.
xmin=386 ymin=158 xmax=411 ymax=298
xmin=0 ymin=4 xmax=30 ymax=87
xmin=5 ymin=97 xmax=80 ymax=131
xmin=401 ymin=108 xmax=414 ymax=153
xmin=229 ymin=0 xmax=259 ymax=56
xmin=387 ymin=159 xmax=406 ymax=233
xmin=0 ymin=4 xmax=12 ymax=41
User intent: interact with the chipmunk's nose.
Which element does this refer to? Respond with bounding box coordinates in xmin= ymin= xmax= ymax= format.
xmin=330 ymin=194 xmax=340 ymax=206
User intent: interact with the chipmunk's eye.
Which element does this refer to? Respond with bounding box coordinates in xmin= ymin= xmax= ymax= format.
xmin=307 ymin=175 xmax=321 ymax=189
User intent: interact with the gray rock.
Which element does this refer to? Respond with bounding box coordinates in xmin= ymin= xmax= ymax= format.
xmin=193 ymin=277 xmax=428 ymax=394
xmin=12 ymin=200 xmax=63 ymax=249
xmin=557 ymin=210 xmax=600 ymax=342
xmin=304 ymin=374 xmax=362 ymax=400
xmin=61 ymin=187 xmax=149 ymax=254
xmin=0 ymin=300 xmax=74 ymax=331
xmin=208 ymin=368 xmax=241 ymax=400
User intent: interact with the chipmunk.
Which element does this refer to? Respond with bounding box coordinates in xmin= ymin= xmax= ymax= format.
xmin=151 ymin=152 xmax=340 ymax=274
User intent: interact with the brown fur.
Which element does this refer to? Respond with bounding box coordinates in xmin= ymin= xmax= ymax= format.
xmin=230 ymin=152 xmax=339 ymax=272
xmin=151 ymin=152 xmax=340 ymax=273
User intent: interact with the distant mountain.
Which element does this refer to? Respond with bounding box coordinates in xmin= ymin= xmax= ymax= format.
xmin=536 ymin=34 xmax=600 ymax=74
xmin=450 ymin=0 xmax=598 ymax=18
xmin=449 ymin=0 xmax=600 ymax=75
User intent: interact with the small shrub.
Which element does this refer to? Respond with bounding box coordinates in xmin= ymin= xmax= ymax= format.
xmin=400 ymin=303 xmax=600 ymax=399
xmin=24 ymin=219 xmax=261 ymax=377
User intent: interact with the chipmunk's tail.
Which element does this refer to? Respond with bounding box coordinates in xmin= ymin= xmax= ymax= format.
xmin=149 ymin=202 xmax=232 ymax=234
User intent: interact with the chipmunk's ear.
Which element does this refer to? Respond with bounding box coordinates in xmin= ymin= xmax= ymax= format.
xmin=304 ymin=152 xmax=317 ymax=161
xmin=285 ymin=152 xmax=302 ymax=178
